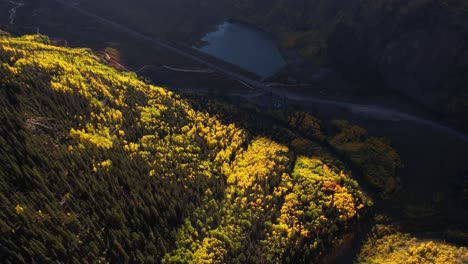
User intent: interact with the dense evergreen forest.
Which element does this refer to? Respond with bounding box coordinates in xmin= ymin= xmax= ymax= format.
xmin=0 ymin=32 xmax=466 ymax=263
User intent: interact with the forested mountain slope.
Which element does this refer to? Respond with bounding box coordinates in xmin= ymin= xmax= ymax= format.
xmin=1 ymin=30 xmax=468 ymax=264
xmin=0 ymin=33 xmax=369 ymax=263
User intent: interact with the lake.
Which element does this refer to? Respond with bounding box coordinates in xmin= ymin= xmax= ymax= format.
xmin=198 ymin=21 xmax=286 ymax=78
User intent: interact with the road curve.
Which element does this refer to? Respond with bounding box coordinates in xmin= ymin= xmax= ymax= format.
xmin=8 ymin=1 xmax=24 ymax=24
xmin=285 ymin=94 xmax=468 ymax=142
xmin=54 ymin=0 xmax=468 ymax=143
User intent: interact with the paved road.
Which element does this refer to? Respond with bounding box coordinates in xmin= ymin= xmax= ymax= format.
xmin=7 ymin=0 xmax=24 ymax=24
xmin=54 ymin=0 xmax=468 ymax=143
xmin=55 ymin=0 xmax=265 ymax=86
xmin=286 ymin=94 xmax=468 ymax=142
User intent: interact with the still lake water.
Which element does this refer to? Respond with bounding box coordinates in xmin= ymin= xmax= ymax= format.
xmin=198 ymin=22 xmax=286 ymax=78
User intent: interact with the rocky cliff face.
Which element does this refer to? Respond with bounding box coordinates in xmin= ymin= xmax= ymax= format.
xmin=363 ymin=2 xmax=467 ymax=101
xmin=372 ymin=22 xmax=467 ymax=104
xmin=353 ymin=1 xmax=468 ymax=129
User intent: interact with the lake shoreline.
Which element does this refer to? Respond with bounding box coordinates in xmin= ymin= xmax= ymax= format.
xmin=196 ymin=20 xmax=287 ymax=79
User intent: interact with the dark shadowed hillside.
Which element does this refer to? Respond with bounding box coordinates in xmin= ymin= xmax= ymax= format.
xmin=76 ymin=0 xmax=468 ymax=132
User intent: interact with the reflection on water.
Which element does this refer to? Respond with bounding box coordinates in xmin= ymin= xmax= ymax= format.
xmin=199 ymin=22 xmax=286 ymax=78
